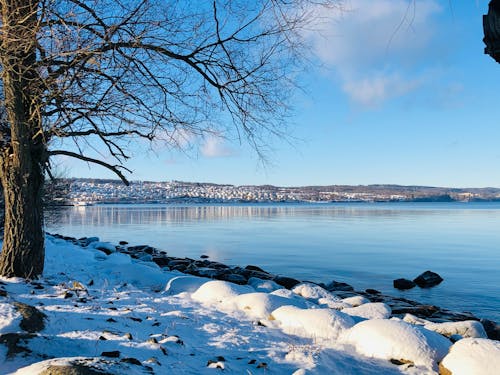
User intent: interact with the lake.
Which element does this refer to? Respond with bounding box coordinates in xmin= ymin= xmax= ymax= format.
xmin=45 ymin=202 xmax=500 ymax=321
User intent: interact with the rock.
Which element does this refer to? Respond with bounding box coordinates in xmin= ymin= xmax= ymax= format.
xmin=200 ymin=255 xmax=209 ymax=259
xmin=0 ymin=289 xmax=7 ymax=297
xmin=152 ymin=257 xmax=170 ymax=267
xmin=365 ymin=288 xmax=381 ymax=295
xmin=40 ymin=364 xmax=111 ymax=375
xmin=14 ymin=302 xmax=46 ymax=333
xmin=101 ymin=350 xmax=120 ymax=358
xmin=119 ymin=241 xmax=128 ymax=245
xmin=481 ymin=318 xmax=500 ymax=340
xmin=120 ymin=357 xmax=142 ymax=366
xmin=245 ymin=265 xmax=267 ymax=273
xmin=168 ymin=259 xmax=192 ymax=268
xmin=325 ymin=280 xmax=355 ymax=292
xmin=393 ymin=278 xmax=416 ymax=290
xmin=220 ymin=273 xmax=247 ymax=285
xmin=391 ymin=304 xmax=440 ymax=318
xmin=413 ymin=270 xmax=443 ymax=288
xmin=78 ymin=237 xmax=99 ymax=247
xmin=274 ymin=276 xmax=301 ymax=289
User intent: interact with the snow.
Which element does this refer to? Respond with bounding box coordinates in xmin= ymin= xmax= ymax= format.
xmin=402 ymin=314 xmax=488 ymax=339
xmin=439 ymin=338 xmax=500 ymax=375
xmin=191 ymin=280 xmax=253 ymax=304
xmin=271 ymin=305 xmax=355 ymax=340
xmin=342 ymin=302 xmax=392 ymax=320
xmin=0 ymin=234 xmax=498 ymax=374
xmin=342 ymin=319 xmax=452 ymax=371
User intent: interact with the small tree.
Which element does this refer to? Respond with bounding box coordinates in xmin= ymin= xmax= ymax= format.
xmin=0 ymin=0 xmax=335 ymax=278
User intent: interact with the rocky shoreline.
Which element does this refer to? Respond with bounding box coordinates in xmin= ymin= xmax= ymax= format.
xmin=49 ymin=233 xmax=500 ymax=341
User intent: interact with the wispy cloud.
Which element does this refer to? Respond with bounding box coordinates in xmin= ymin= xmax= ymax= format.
xmin=200 ymin=135 xmax=234 ymax=158
xmin=306 ymin=0 xmax=443 ymax=106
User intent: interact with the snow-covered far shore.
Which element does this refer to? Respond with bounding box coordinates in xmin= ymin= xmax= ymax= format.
xmin=0 ymin=235 xmax=499 ymax=374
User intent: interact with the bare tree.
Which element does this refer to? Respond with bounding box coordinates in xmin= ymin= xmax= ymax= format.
xmin=0 ymin=0 xmax=336 ymax=278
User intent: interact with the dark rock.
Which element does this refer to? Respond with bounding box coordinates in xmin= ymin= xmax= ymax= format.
xmin=220 ymin=273 xmax=247 ymax=285
xmin=152 ymin=257 xmax=170 ymax=267
xmin=365 ymin=288 xmax=381 ymax=295
xmin=101 ymin=350 xmax=120 ymax=358
xmin=413 ymin=270 xmax=443 ymax=288
xmin=40 ymin=363 xmax=111 ymax=375
xmin=106 ymin=318 xmax=117 ymax=323
xmin=248 ymin=359 xmax=256 ymax=364
xmin=325 ymin=280 xmax=355 ymax=292
xmin=257 ymin=362 xmax=268 ymax=369
xmin=209 ymin=262 xmax=230 ymax=269
xmin=393 ymin=278 xmax=416 ymax=290
xmin=78 ymin=237 xmax=99 ymax=247
xmin=245 ymin=265 xmax=267 ymax=273
xmin=168 ymin=259 xmax=192 ymax=268
xmin=196 ymin=268 xmax=225 ymax=278
xmin=119 ymin=241 xmax=128 ymax=245
xmin=274 ymin=276 xmax=301 ymax=289
xmin=0 ymin=289 xmax=7 ymax=297
xmin=481 ymin=319 xmax=500 ymax=340
xmin=120 ymin=357 xmax=142 ymax=366
xmin=200 ymin=255 xmax=209 ymax=259
xmin=14 ymin=302 xmax=46 ymax=333
xmin=391 ymin=304 xmax=440 ymax=317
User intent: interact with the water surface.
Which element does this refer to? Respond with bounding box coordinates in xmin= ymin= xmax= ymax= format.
xmin=45 ymin=202 xmax=500 ymax=321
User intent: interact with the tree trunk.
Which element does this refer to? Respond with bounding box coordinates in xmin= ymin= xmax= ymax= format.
xmin=0 ymin=0 xmax=45 ymax=279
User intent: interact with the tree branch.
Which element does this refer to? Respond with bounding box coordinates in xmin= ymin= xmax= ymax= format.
xmin=48 ymin=149 xmax=130 ymax=185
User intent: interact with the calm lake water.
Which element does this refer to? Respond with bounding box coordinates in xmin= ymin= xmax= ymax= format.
xmin=45 ymin=202 xmax=500 ymax=321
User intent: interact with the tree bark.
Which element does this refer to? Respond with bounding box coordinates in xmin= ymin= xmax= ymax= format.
xmin=0 ymin=0 xmax=45 ymax=279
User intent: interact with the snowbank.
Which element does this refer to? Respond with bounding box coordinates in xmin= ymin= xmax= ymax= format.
xmin=191 ymin=280 xmax=254 ymax=304
xmin=342 ymin=319 xmax=451 ymax=371
xmin=342 ymin=302 xmax=392 ymax=320
xmin=271 ymin=305 xmax=355 ymax=340
xmin=439 ymin=338 xmax=500 ymax=375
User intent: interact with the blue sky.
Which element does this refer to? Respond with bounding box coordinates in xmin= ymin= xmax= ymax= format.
xmin=60 ymin=0 xmax=500 ymax=187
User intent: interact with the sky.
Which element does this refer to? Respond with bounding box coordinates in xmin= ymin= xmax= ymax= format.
xmin=58 ymin=0 xmax=500 ymax=188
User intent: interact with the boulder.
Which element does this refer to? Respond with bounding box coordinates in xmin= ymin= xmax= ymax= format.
xmin=325 ymin=280 xmax=355 ymax=292
xmin=480 ymin=318 xmax=500 ymax=341
xmin=393 ymin=278 xmax=416 ymax=290
xmin=245 ymin=265 xmax=267 ymax=273
xmin=14 ymin=302 xmax=46 ymax=333
xmin=220 ymin=273 xmax=247 ymax=285
xmin=274 ymin=276 xmax=301 ymax=289
xmin=413 ymin=271 xmax=443 ymax=288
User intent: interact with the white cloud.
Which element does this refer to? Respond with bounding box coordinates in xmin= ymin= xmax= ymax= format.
xmin=200 ymin=135 xmax=234 ymax=158
xmin=305 ymin=0 xmax=443 ymax=106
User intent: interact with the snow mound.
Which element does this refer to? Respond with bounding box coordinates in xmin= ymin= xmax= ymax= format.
xmin=292 ymin=282 xmax=349 ymax=309
xmin=271 ymin=305 xmax=355 ymax=340
xmin=342 ymin=302 xmax=392 ymax=320
xmin=439 ymin=338 xmax=500 ymax=375
xmin=164 ymin=275 xmax=209 ymax=295
xmin=247 ymin=277 xmax=281 ymax=292
xmin=342 ymin=319 xmax=451 ymax=370
xmin=89 ymin=241 xmax=116 ymax=253
xmin=227 ymin=292 xmax=308 ymax=319
xmin=191 ymin=280 xmax=254 ymax=304
xmin=342 ymin=295 xmax=370 ymax=307
xmin=402 ymin=314 xmax=487 ymax=339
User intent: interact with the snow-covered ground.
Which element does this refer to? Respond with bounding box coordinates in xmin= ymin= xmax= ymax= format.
xmin=0 ymin=235 xmax=499 ymax=374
